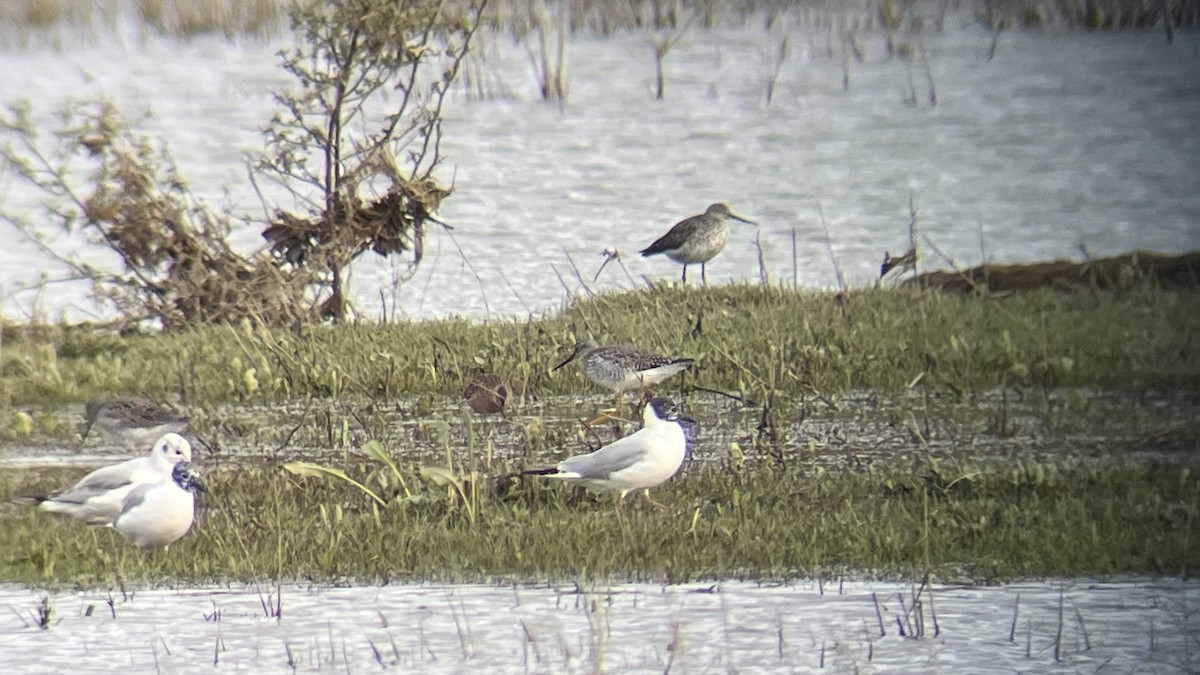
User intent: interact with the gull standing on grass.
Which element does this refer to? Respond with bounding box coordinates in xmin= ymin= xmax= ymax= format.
xmin=82 ymin=397 xmax=190 ymax=452
xmin=111 ymin=461 xmax=205 ymax=549
xmin=522 ymin=398 xmax=692 ymax=504
xmin=640 ymin=203 xmax=758 ymax=285
xmin=14 ymin=433 xmax=193 ymax=525
xmin=554 ymin=340 xmax=693 ymax=418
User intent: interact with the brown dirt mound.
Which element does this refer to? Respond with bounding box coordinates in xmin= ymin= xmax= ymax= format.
xmin=904 ymin=250 xmax=1200 ymax=293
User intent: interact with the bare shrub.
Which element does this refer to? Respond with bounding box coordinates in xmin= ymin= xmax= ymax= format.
xmin=0 ymin=0 xmax=488 ymax=328
xmin=255 ymin=0 xmax=486 ymax=320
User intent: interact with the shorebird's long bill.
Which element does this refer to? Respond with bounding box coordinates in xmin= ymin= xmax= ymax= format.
xmin=552 ymin=347 xmax=581 ymax=371
xmin=730 ymin=212 xmax=757 ymax=225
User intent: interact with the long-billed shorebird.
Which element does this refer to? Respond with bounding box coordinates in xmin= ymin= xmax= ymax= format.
xmin=14 ymin=433 xmax=193 ymax=525
xmin=522 ymin=397 xmax=691 ymax=503
xmin=111 ymin=461 xmax=205 ymax=549
xmin=554 ymin=340 xmax=693 ymax=417
xmin=640 ymin=203 xmax=757 ymax=285
xmin=82 ymin=397 xmax=189 ymax=452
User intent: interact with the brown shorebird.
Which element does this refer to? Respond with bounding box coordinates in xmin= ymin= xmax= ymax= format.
xmin=82 ymin=397 xmax=190 ymax=453
xmin=462 ymin=374 xmax=514 ymax=415
xmin=640 ymin=203 xmax=757 ymax=285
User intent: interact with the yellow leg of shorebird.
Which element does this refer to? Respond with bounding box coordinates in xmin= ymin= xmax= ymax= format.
xmin=583 ymin=392 xmax=626 ymax=427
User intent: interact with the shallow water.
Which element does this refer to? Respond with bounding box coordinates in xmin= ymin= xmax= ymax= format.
xmin=2 ymin=388 xmax=1196 ymax=470
xmin=0 ymin=578 xmax=1195 ymax=673
xmin=1 ymin=19 xmax=1198 ymax=322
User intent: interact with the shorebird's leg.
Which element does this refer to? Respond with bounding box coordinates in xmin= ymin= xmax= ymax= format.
xmin=681 ymin=265 xmax=688 ymax=285
xmin=642 ymin=489 xmax=667 ymax=510
xmin=583 ymin=391 xmax=625 ymax=427
xmin=701 ymin=262 xmax=708 ymax=286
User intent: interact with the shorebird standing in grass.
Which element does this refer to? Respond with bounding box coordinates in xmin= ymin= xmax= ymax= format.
xmin=82 ymin=397 xmax=189 ymax=453
xmin=14 ymin=433 xmax=193 ymax=525
xmin=111 ymin=461 xmax=205 ymax=549
xmin=522 ymin=397 xmax=691 ymax=505
xmin=463 ymin=374 xmax=514 ymax=415
xmin=553 ymin=339 xmax=693 ymax=419
xmin=640 ymin=203 xmax=757 ymax=285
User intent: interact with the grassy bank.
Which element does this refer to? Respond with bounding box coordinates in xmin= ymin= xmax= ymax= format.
xmin=2 ymin=285 xmax=1197 ymax=415
xmin=2 ymin=285 xmax=1196 ymax=586
xmin=1 ymin=455 xmax=1195 ymax=587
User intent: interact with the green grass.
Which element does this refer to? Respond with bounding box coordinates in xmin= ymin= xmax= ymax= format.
xmin=1 ymin=284 xmax=1196 ymax=586
xmin=1 ymin=455 xmax=1195 ymax=587
xmin=1 ymin=286 xmax=1196 ymax=415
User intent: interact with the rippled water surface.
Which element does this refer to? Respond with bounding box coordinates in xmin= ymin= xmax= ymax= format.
xmin=0 ymin=579 xmax=1196 ymax=673
xmin=1 ymin=21 xmax=1198 ymax=321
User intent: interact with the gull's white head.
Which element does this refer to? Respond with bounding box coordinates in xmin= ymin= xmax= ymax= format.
xmin=151 ymin=433 xmax=192 ymax=464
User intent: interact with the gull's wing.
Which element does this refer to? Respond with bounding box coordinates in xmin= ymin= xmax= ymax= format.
xmin=558 ymin=432 xmax=649 ymax=479
xmin=62 ymin=457 xmax=147 ymax=494
xmin=116 ymin=482 xmax=154 ymax=519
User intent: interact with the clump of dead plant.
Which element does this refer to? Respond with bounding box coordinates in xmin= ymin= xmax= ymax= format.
xmin=0 ymin=99 xmax=319 ymax=330
xmin=0 ymin=0 xmax=488 ymax=329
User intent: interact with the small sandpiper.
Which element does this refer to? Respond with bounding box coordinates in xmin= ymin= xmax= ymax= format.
xmin=463 ymin=374 xmax=515 ymax=415
xmin=640 ymin=203 xmax=757 ymax=285
xmin=554 ymin=340 xmax=693 ymax=417
xmin=82 ymin=397 xmax=190 ymax=453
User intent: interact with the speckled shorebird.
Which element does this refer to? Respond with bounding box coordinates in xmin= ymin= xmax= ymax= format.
xmin=522 ymin=397 xmax=692 ymax=505
xmin=83 ymin=397 xmax=189 ymax=452
xmin=554 ymin=340 xmax=693 ymax=417
xmin=640 ymin=203 xmax=757 ymax=285
xmin=463 ymin=374 xmax=514 ymax=415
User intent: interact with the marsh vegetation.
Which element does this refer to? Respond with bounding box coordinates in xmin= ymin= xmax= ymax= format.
xmin=1 ymin=286 xmax=1197 ymax=585
xmin=0 ymin=0 xmax=1195 ymax=598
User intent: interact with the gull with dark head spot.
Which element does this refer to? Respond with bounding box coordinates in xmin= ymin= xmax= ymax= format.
xmin=14 ymin=433 xmax=193 ymax=525
xmin=640 ymin=203 xmax=757 ymax=285
xmin=111 ymin=461 xmax=205 ymax=549
xmin=522 ymin=398 xmax=691 ymax=504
